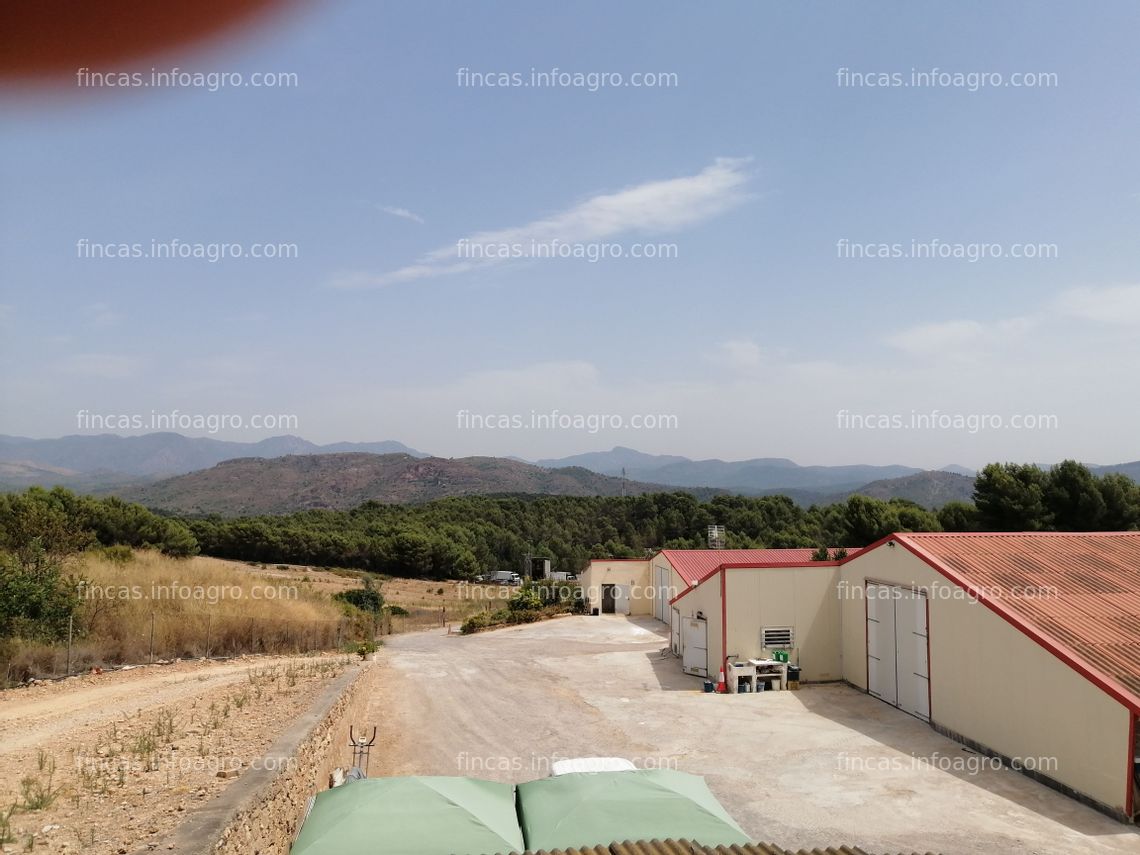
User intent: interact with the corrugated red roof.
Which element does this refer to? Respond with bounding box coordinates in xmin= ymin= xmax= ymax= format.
xmin=659 ymin=548 xmax=856 ymax=586
xmin=894 ymin=532 xmax=1140 ymax=709
xmin=511 ymin=841 xmax=923 ymax=855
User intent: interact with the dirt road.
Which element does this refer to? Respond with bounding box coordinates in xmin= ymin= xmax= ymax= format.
xmin=0 ymin=655 xmax=351 ymax=853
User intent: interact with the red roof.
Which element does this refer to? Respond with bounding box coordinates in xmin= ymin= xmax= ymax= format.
xmin=658 ymin=548 xmax=853 ymax=586
xmin=892 ymin=532 xmax=1140 ymax=711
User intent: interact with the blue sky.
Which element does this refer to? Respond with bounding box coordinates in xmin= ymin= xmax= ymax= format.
xmin=2 ymin=0 xmax=1139 ymax=468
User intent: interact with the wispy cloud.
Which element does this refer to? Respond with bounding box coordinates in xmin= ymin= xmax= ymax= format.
xmin=379 ymin=205 xmax=425 ymax=225
xmin=885 ymin=320 xmax=987 ymax=357
xmin=885 ymin=282 xmax=1140 ymax=360
xmin=711 ymin=339 xmax=764 ymax=371
xmin=332 ymin=157 xmax=753 ymax=289
xmin=1050 ymin=283 xmax=1140 ymax=326
xmin=87 ymin=302 xmax=120 ymax=328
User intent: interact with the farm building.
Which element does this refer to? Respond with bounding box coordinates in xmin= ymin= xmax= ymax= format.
xmin=839 ymin=531 xmax=1140 ymax=821
xmin=641 ymin=531 xmax=1140 ymax=821
xmin=669 ymin=550 xmax=853 ymax=682
xmin=579 ymin=558 xmax=652 ymax=616
xmin=581 ymin=549 xmax=846 ymax=623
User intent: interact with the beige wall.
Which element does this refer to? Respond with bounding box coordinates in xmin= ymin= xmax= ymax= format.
xmin=672 ymin=566 xmax=842 ymax=682
xmin=651 ymin=556 xmax=688 ymax=608
xmin=839 ymin=546 xmax=1132 ymax=813
xmin=580 ymin=560 xmax=651 ymax=615
xmin=673 ymin=574 xmax=723 ymax=678
xmin=724 ymin=566 xmax=842 ymax=682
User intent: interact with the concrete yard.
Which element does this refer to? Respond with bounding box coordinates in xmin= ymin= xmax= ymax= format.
xmin=366 ymin=615 xmax=1139 ymax=855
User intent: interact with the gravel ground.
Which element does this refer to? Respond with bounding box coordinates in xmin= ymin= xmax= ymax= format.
xmin=0 ymin=654 xmax=352 ymax=853
xmin=368 ymin=615 xmax=1140 ymax=855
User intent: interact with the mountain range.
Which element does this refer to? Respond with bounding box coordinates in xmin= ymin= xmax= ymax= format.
xmin=1 ymin=433 xmax=1137 ymax=516
xmin=118 ymin=453 xmax=702 ymax=515
xmin=0 ymin=433 xmax=423 ymax=483
xmin=536 ymin=447 xmax=953 ymax=492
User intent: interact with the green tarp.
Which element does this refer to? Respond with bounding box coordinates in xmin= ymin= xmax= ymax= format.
xmin=515 ymin=769 xmax=751 ymax=851
xmin=290 ymin=776 xmax=524 ymax=855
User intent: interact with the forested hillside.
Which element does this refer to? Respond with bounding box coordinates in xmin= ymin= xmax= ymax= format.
xmin=2 ymin=461 xmax=1137 ymax=584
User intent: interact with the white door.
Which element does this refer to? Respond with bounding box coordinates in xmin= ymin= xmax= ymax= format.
xmin=866 ymin=584 xmax=930 ymax=720
xmin=670 ymin=607 xmax=681 ymax=654
xmin=653 ymin=567 xmax=669 ymax=622
xmin=614 ymin=585 xmax=630 ymax=615
xmin=866 ymin=585 xmax=897 ymax=705
xmin=682 ymin=618 xmax=708 ymax=676
xmin=896 ymin=591 xmax=930 ymax=720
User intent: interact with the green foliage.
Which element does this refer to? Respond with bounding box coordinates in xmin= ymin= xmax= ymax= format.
xmin=938 ymin=500 xmax=980 ymax=532
xmin=187 ymin=491 xmax=886 ymax=576
xmin=974 ymin=460 xmax=1140 ymax=532
xmin=507 ymin=586 xmax=543 ymax=612
xmin=354 ymin=640 xmax=378 ymax=658
xmin=1045 ymin=459 xmax=1107 ymax=530
xmin=0 ymin=543 xmax=79 ymax=643
xmin=460 ymin=611 xmax=493 ymax=634
xmin=93 ymin=544 xmax=135 ymax=564
xmin=0 ymin=487 xmax=199 ymax=558
xmin=810 ymin=546 xmax=831 ymax=561
xmin=386 ymin=604 xmax=409 ymax=616
xmin=973 ymin=463 xmax=1050 ymax=530
xmin=334 ymin=578 xmax=384 ymax=613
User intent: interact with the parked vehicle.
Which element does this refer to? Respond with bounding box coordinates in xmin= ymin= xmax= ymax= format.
xmin=490 ymin=570 xmax=522 ymax=586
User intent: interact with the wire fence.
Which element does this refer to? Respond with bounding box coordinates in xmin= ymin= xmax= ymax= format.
xmin=3 ymin=604 xmax=465 ymax=685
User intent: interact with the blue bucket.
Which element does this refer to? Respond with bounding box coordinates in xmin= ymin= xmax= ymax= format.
xmin=702 ymin=680 xmax=715 ymax=693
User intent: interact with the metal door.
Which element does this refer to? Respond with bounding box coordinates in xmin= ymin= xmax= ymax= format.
xmin=682 ymin=618 xmax=708 ymax=676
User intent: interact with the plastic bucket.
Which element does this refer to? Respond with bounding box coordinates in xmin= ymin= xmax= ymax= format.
xmin=702 ymin=680 xmax=715 ymax=693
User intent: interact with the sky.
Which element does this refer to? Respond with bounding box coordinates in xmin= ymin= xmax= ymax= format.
xmin=1 ymin=0 xmax=1139 ymax=468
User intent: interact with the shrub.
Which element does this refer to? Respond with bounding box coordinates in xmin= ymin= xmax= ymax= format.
xmin=93 ymin=544 xmax=134 ymax=564
xmin=335 ymin=587 xmax=384 ymax=613
xmin=460 ymin=612 xmax=493 ymax=634
xmin=0 ymin=544 xmax=79 ymax=643
xmin=507 ymin=587 xmax=542 ymax=612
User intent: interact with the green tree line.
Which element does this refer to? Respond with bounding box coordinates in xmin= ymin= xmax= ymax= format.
xmin=1 ymin=461 xmax=1137 ymax=592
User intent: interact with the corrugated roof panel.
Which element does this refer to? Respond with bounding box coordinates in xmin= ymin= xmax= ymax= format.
xmin=659 ymin=549 xmax=858 ymax=586
xmin=897 ymin=532 xmax=1140 ymax=708
xmin=511 ymin=842 xmax=924 ymax=855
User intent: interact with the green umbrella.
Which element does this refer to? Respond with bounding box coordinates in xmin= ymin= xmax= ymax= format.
xmin=516 ymin=769 xmax=750 ymax=851
xmin=290 ymin=776 xmax=524 ymax=855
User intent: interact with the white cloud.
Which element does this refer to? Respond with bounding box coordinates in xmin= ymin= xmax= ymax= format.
xmin=885 ymin=319 xmax=985 ymax=356
xmin=87 ymin=303 xmax=120 ymax=327
xmin=712 ymin=339 xmax=764 ymax=370
xmin=379 ymin=205 xmax=425 ymax=225
xmin=887 ymin=283 xmax=1140 ymax=362
xmin=1050 ymin=284 xmax=1140 ymax=326
xmin=332 ymin=157 xmax=753 ymax=288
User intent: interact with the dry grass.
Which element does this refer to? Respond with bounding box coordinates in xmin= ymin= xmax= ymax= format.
xmin=377 ymin=577 xmax=516 ymax=632
xmin=4 ymin=554 xmax=523 ymax=680
xmin=5 ymin=552 xmax=369 ymax=680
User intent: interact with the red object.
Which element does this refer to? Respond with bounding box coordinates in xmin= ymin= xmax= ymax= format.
xmin=0 ymin=0 xmax=301 ymax=81
xmin=659 ymin=547 xmax=863 ymax=588
xmin=881 ymin=531 xmax=1140 ymax=714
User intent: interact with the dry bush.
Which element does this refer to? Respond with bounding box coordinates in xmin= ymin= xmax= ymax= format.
xmin=3 ymin=552 xmax=372 ymax=678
